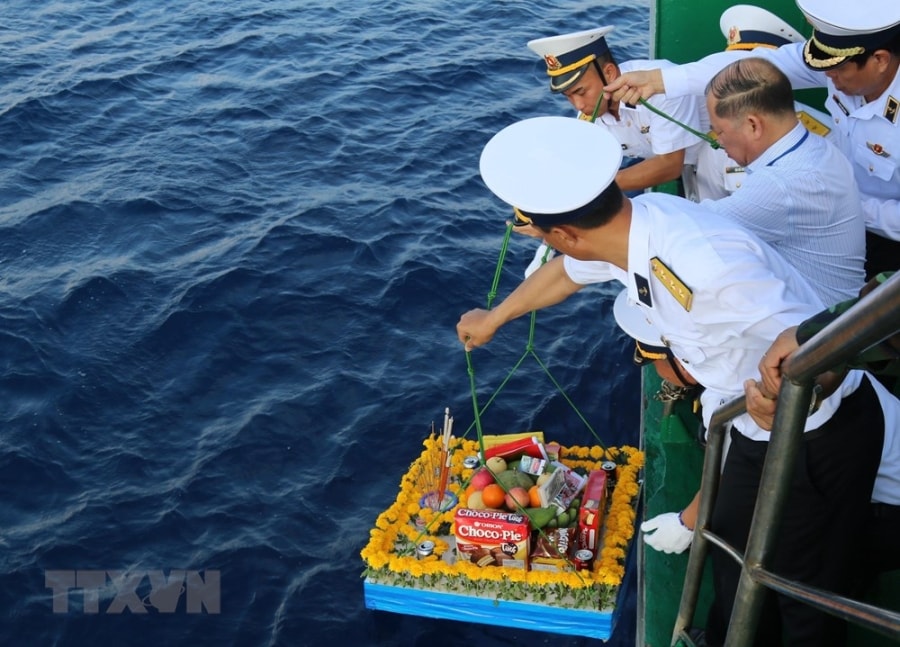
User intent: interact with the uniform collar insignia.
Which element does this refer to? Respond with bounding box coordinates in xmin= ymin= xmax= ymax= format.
xmin=832 ymin=94 xmax=850 ymax=116
xmin=885 ymin=96 xmax=899 ymax=124
xmin=634 ymin=274 xmax=652 ymax=307
xmin=867 ymin=141 xmax=891 ymax=158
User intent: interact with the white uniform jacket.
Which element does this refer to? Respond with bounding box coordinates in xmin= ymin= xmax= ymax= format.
xmin=562 ymin=192 xmax=863 ymax=440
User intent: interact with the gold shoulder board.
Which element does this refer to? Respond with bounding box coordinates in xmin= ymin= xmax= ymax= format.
xmin=796 ymin=110 xmax=831 ymax=137
xmin=650 ymin=257 xmax=693 ymax=311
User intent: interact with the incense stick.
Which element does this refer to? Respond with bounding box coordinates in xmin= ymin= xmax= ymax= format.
xmin=436 ymin=408 xmax=452 ymax=509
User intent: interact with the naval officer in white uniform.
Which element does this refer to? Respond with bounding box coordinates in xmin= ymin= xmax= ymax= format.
xmin=527 ymin=26 xmax=704 ymax=196
xmin=606 ymin=0 xmax=900 ymax=279
xmin=519 ymin=26 xmax=707 ymax=277
xmin=455 ymin=115 xmax=887 ymax=647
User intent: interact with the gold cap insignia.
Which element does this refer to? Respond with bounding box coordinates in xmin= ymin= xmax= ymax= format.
xmin=727 ymin=26 xmax=740 ymax=45
xmin=544 ymin=54 xmax=561 ymax=71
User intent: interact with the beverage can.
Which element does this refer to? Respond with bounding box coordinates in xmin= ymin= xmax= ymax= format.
xmin=416 ymin=540 xmax=435 ymax=559
xmin=601 ymin=460 xmax=618 ymax=486
xmin=573 ymin=548 xmax=593 ymax=571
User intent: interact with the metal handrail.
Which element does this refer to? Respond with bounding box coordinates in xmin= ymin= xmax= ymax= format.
xmin=671 ymin=272 xmax=900 ymax=647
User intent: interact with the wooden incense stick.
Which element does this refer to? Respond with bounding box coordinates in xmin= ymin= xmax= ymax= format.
xmin=435 ymin=408 xmax=452 ymax=509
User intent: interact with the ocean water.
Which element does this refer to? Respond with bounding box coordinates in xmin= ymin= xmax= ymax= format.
xmin=0 ymin=1 xmax=649 ymax=645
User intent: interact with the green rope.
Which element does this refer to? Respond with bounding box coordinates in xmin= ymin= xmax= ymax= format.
xmin=588 ymin=90 xmax=604 ymax=123
xmin=485 ymin=223 xmax=514 ymax=309
xmin=589 ymin=89 xmax=718 ymax=149
xmin=637 ymin=98 xmax=720 ymax=149
xmin=463 ymin=226 xmax=609 ymax=457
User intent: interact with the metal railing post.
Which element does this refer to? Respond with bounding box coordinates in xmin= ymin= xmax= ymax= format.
xmin=666 ymin=272 xmax=900 ymax=646
xmin=724 ymin=379 xmax=812 ymax=647
xmin=671 ymin=396 xmax=746 ymax=647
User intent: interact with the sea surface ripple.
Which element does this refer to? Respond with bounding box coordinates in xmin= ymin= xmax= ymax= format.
xmin=0 ymin=1 xmax=649 ymax=645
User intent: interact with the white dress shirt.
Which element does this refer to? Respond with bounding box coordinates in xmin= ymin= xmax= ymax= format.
xmin=702 ymin=122 xmax=866 ymax=303
xmin=661 ymin=44 xmax=900 ymax=239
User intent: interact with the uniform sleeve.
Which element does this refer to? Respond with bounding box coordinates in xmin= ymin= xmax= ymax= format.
xmin=661 ymin=51 xmax=750 ymax=97
xmin=752 ymin=43 xmax=825 ymax=91
xmin=562 ymin=256 xmax=619 ymax=284
xmin=661 ymin=43 xmax=823 ymax=97
xmin=862 ymin=195 xmax=900 ymax=240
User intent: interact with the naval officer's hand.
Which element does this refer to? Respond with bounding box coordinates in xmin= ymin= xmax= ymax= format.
xmin=604 ymin=68 xmax=666 ymax=105
xmin=641 ymin=511 xmax=693 ymax=554
xmin=456 ymin=309 xmax=499 ymax=352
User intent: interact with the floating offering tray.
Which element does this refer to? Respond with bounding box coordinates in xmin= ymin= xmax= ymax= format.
xmin=361 ymin=434 xmax=643 ymax=640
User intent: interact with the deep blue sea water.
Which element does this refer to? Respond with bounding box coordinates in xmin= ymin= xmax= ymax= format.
xmin=0 ymin=1 xmax=649 ymax=645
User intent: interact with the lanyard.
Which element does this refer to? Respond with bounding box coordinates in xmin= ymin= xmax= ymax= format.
xmin=766 ymin=129 xmax=809 ymax=167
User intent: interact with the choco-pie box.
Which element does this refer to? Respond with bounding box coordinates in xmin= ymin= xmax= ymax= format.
xmin=454 ymin=508 xmax=530 ymax=569
xmin=577 ymin=469 xmax=608 ymax=553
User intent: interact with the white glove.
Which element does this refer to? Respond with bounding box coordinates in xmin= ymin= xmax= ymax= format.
xmin=524 ymin=242 xmax=556 ymax=278
xmin=640 ymin=511 xmax=693 ymax=554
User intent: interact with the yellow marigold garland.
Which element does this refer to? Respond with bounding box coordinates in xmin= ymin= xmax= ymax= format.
xmin=360 ymin=436 xmax=644 ymax=611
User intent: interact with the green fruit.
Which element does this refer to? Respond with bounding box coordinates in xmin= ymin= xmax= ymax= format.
xmin=556 ymin=511 xmax=569 ymax=527
xmin=515 ymin=471 xmax=535 ymax=489
xmin=495 ymin=470 xmax=521 ymax=491
xmin=522 ymin=507 xmax=558 ymax=529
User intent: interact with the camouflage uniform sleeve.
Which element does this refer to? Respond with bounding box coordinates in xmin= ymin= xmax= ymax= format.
xmin=795 ymin=273 xmax=900 ymax=375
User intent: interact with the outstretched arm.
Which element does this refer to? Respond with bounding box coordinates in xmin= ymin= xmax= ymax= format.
xmin=606 ymin=50 xmax=756 ymax=105
xmin=615 ymin=149 xmax=686 ymax=192
xmin=456 ymin=255 xmax=583 ymax=351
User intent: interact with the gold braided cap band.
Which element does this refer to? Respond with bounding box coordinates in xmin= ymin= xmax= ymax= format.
xmin=803 ymin=33 xmax=866 ymax=69
xmin=546 ymin=54 xmax=596 ymax=77
xmin=634 ymin=341 xmax=669 ymax=365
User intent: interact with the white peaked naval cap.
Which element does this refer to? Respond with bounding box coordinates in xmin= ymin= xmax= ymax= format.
xmin=796 ymin=0 xmax=900 ymax=69
xmin=797 ymin=0 xmax=900 ymax=36
xmin=479 ymin=116 xmax=622 ymax=228
xmin=719 ymin=4 xmax=806 ymax=48
xmin=613 ymin=289 xmax=663 ymax=346
xmin=527 ymin=26 xmax=615 ymax=93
